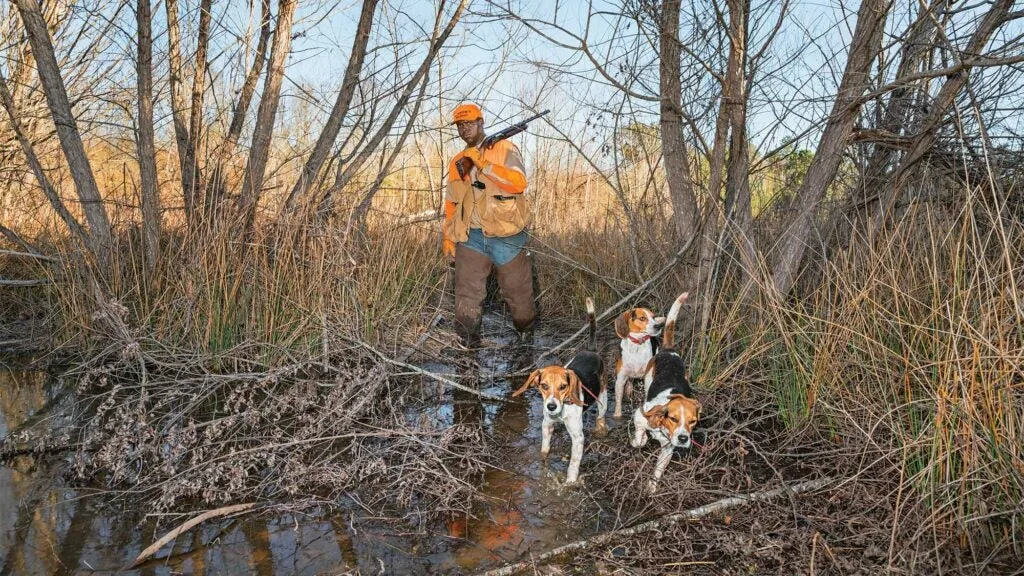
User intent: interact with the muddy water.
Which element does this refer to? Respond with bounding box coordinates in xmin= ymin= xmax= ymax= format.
xmin=0 ymin=316 xmax=615 ymax=575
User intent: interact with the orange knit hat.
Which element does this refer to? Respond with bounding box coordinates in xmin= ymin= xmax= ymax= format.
xmin=452 ymin=103 xmax=483 ymax=124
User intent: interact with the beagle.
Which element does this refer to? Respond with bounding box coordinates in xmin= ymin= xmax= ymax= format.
xmin=630 ymin=293 xmax=701 ymax=493
xmin=513 ymin=298 xmax=607 ymax=484
xmin=612 ymin=306 xmax=665 ymax=418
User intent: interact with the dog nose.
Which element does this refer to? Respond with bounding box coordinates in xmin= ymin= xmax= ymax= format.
xmin=546 ymin=402 xmax=558 ymax=412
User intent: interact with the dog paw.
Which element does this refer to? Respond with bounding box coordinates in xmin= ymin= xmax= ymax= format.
xmin=594 ymin=420 xmax=608 ymax=437
xmin=630 ymin=439 xmax=643 ymax=448
xmin=613 ymin=411 xmax=623 ymax=419
xmin=646 ymin=480 xmax=659 ymax=495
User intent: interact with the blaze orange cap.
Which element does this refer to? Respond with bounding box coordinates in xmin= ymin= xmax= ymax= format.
xmin=452 ymin=103 xmax=483 ymax=124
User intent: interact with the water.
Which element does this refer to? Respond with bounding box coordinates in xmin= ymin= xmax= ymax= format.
xmin=0 ymin=316 xmax=616 ymax=574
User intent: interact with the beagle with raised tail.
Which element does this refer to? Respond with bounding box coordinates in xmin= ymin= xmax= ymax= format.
xmin=630 ymin=293 xmax=701 ymax=493
xmin=513 ymin=298 xmax=607 ymax=484
xmin=612 ymin=306 xmax=665 ymax=418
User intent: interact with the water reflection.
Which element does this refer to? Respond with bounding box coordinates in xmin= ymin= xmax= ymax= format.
xmin=0 ymin=317 xmax=603 ymax=574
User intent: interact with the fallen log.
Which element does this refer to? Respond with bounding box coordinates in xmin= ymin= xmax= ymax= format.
xmin=476 ymin=477 xmax=834 ymax=576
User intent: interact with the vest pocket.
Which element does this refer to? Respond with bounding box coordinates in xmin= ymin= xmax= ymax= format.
xmin=481 ymin=195 xmax=528 ymax=237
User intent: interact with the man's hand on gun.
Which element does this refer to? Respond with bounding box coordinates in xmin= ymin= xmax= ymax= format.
xmin=455 ymin=147 xmax=486 ymax=179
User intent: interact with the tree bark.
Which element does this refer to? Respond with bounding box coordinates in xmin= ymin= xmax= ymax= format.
xmin=320 ymin=0 xmax=467 ymax=216
xmin=205 ymin=0 xmax=272 ymax=217
xmin=237 ymin=0 xmax=298 ymax=228
xmin=659 ymin=0 xmax=699 ymax=245
xmin=283 ymin=0 xmax=379 ymax=213
xmin=136 ymin=0 xmax=160 ymax=278
xmin=13 ymin=0 xmax=111 ymax=266
xmin=769 ymin=0 xmax=888 ymax=296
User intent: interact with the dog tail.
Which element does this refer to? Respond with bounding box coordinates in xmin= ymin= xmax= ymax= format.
xmin=661 ymin=292 xmax=689 ymax=349
xmin=585 ymin=297 xmax=597 ymax=351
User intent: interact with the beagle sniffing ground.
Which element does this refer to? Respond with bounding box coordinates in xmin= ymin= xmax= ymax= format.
xmin=630 ymin=292 xmax=701 ymax=493
xmin=512 ymin=298 xmax=607 ymax=484
xmin=612 ymin=306 xmax=665 ymax=418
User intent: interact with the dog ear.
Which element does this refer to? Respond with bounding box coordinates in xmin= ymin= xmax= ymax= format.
xmin=643 ymin=404 xmax=668 ymax=429
xmin=615 ymin=311 xmax=632 ymax=338
xmin=512 ymin=370 xmax=541 ymax=397
xmin=565 ymin=370 xmax=585 ymax=406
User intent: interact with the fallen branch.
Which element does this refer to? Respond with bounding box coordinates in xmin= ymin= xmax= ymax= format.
xmin=352 ymin=339 xmax=508 ymax=402
xmin=0 ymin=248 xmax=59 ymax=262
xmin=476 ymin=477 xmax=834 ymax=576
xmin=129 ymin=502 xmax=257 ymax=568
xmin=0 ymin=278 xmax=52 ymax=287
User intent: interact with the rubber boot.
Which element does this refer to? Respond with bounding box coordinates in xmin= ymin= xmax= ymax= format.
xmin=495 ymin=250 xmax=536 ymax=344
xmin=454 ymin=244 xmax=493 ymax=348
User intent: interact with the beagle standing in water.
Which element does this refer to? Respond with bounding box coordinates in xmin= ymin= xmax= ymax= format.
xmin=630 ymin=293 xmax=702 ymax=493
xmin=612 ymin=306 xmax=665 ymax=418
xmin=513 ymin=298 xmax=607 ymax=484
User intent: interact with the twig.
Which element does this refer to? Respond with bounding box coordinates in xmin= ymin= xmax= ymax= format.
xmin=0 ymin=248 xmax=58 ymax=261
xmin=475 ymin=477 xmax=834 ymax=576
xmin=0 ymin=278 xmax=52 ymax=287
xmin=352 ymin=339 xmax=508 ymax=402
xmin=129 ymin=502 xmax=257 ymax=568
xmin=546 ymin=234 xmax=697 ymax=357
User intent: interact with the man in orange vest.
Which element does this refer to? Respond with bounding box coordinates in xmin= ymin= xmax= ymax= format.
xmin=443 ymin=103 xmax=536 ymax=348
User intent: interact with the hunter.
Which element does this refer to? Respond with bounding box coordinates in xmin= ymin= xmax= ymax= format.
xmin=443 ymin=103 xmax=536 ymax=348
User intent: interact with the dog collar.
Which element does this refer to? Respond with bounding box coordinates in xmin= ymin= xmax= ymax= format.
xmin=627 ymin=334 xmax=650 ymax=345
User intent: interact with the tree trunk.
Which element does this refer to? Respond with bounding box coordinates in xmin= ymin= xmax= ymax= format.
xmin=320 ymin=0 xmax=467 ymax=216
xmin=283 ymin=0 xmax=379 ymax=213
xmin=659 ymin=0 xmax=699 ymax=244
xmin=164 ymin=0 xmax=196 ymax=224
xmin=183 ymin=0 xmax=212 ymax=223
xmin=871 ymin=0 xmax=1015 ymax=229
xmin=237 ymin=0 xmax=298 ymax=229
xmin=14 ymin=0 xmax=111 ymax=267
xmin=136 ymin=0 xmax=160 ymax=278
xmin=722 ymin=0 xmax=756 ymax=285
xmin=0 ymin=66 xmax=89 ymax=249
xmin=769 ymin=0 xmax=888 ymax=296
xmin=205 ymin=0 xmax=272 ymax=217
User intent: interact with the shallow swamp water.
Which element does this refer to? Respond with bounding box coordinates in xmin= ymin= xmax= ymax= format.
xmin=1 ymin=314 xmax=630 ymax=575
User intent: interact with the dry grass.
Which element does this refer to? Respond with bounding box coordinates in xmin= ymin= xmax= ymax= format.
xmin=1 ymin=143 xmax=1022 ymax=571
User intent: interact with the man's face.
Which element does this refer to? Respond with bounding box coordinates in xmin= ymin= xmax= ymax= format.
xmin=456 ymin=118 xmax=484 ymax=146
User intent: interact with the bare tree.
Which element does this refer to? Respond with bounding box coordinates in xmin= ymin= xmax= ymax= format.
xmin=659 ymin=0 xmax=699 ymax=243
xmin=318 ymin=0 xmax=468 ymax=217
xmin=204 ymin=0 xmax=273 ymax=217
xmin=0 ymin=67 xmax=89 ymax=249
xmin=870 ymin=0 xmax=1018 ymax=229
xmin=13 ymin=0 xmax=112 ymax=267
xmin=283 ymin=0 xmax=380 ymax=213
xmin=164 ymin=0 xmax=195 ymax=222
xmin=183 ymin=0 xmax=213 ymax=223
xmin=237 ymin=0 xmax=298 ymax=228
xmin=769 ymin=0 xmax=888 ymax=296
xmin=136 ymin=0 xmax=159 ymax=278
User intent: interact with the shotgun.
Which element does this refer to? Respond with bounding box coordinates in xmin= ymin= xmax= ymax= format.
xmin=455 ymin=109 xmax=551 ymax=180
